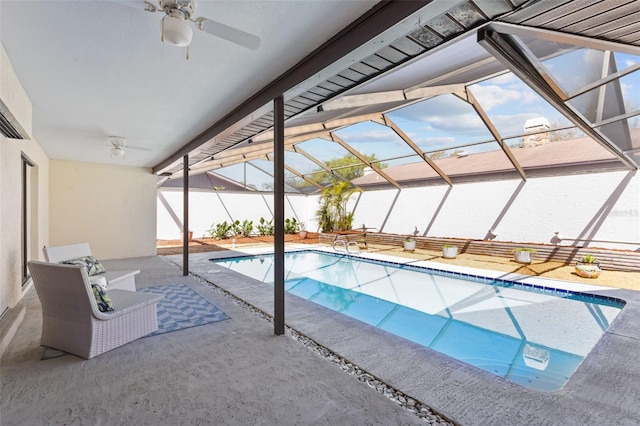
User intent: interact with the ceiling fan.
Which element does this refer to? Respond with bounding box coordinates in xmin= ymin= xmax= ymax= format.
xmin=107 ymin=136 xmax=151 ymax=159
xmin=141 ymin=0 xmax=261 ymax=51
xmin=108 ymin=137 xmax=127 ymax=158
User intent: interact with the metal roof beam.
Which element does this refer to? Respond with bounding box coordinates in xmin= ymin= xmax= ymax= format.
xmin=187 ymin=147 xmax=287 ymax=175
xmin=319 ymin=84 xmax=466 ymax=111
xmin=265 ymin=153 xmax=305 ymax=194
xmin=252 ymin=122 xmax=327 ymax=143
xmin=487 ymin=22 xmax=640 ymax=56
xmin=478 ymin=26 xmax=638 ymax=169
xmin=460 ymin=87 xmax=527 ymax=180
xmin=406 ymin=84 xmax=467 ymax=99
xmin=319 ymin=91 xmax=406 ymax=111
xmin=381 ymin=114 xmax=452 ymax=186
xmin=282 ymin=164 xmax=324 ymax=190
xmin=152 ymin=1 xmax=431 ymax=175
xmin=256 ymin=160 xmax=298 ymax=194
xmin=406 ymin=56 xmax=496 ymax=91
xmin=322 ymin=113 xmax=385 ymax=130
xmin=252 ymin=112 xmax=385 ymax=144
xmin=566 ymin=59 xmax=640 ymax=100
xmin=594 ymin=109 xmax=640 ymax=128
xmin=292 ymin=145 xmax=357 ymax=188
xmin=329 ymin=133 xmax=402 ymax=190
xmin=211 ymin=142 xmax=278 ymax=159
xmin=285 ymin=130 xmax=332 ymax=145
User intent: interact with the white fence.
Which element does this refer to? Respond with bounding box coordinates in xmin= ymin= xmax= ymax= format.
xmin=158 ymin=169 xmax=639 ymax=250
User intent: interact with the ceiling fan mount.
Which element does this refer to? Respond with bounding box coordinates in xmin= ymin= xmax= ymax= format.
xmin=155 ymin=0 xmax=196 ymax=19
xmin=141 ymin=0 xmax=260 ymax=51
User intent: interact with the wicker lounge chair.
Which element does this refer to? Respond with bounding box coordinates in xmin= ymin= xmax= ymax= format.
xmin=28 ymin=260 xmax=163 ymax=359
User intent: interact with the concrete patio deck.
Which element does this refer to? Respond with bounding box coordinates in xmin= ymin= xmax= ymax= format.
xmin=2 ymin=247 xmax=640 ymax=425
xmin=1 ymin=256 xmax=429 ymax=426
xmin=173 ymin=246 xmax=640 ymax=426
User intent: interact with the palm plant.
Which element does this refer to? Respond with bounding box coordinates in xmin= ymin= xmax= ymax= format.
xmin=316 ymin=181 xmax=359 ymax=232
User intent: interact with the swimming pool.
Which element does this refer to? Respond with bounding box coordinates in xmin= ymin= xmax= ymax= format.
xmin=210 ymin=250 xmax=625 ymax=391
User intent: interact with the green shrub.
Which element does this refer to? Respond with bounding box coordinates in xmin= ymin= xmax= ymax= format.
xmin=284 ymin=218 xmax=300 ymax=234
xmin=231 ymin=220 xmax=242 ymax=237
xmin=207 ymin=221 xmax=232 ymax=239
xmin=239 ymin=219 xmax=253 ymax=237
xmin=257 ymin=217 xmax=274 ymax=236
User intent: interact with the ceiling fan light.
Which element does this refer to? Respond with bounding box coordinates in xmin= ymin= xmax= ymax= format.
xmin=162 ymin=15 xmax=193 ymax=47
xmin=111 ymin=146 xmax=125 ymax=158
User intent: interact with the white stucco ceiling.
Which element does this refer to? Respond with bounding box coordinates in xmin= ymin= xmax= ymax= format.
xmin=0 ymin=0 xmax=380 ymax=167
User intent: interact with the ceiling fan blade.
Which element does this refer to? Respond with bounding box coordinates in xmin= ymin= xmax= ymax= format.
xmin=106 ymin=136 xmax=152 ymax=152
xmin=128 ymin=145 xmax=153 ymax=152
xmin=107 ymin=0 xmax=157 ymax=12
xmin=105 ymin=143 xmax=152 ymax=152
xmin=195 ymin=17 xmax=260 ymax=50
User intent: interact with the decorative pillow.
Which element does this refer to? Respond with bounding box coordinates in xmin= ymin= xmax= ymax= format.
xmin=91 ymin=284 xmax=114 ymax=312
xmin=62 ymin=255 xmax=106 ymax=276
xmin=89 ymin=275 xmax=108 ymax=291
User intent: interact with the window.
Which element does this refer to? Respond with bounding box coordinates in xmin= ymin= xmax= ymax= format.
xmin=21 ymin=154 xmax=35 ymax=286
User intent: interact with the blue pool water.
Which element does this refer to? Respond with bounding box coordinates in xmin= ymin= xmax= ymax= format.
xmin=210 ymin=250 xmax=625 ymax=391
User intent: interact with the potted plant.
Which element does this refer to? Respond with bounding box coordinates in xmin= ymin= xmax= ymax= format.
xmin=575 ymin=254 xmax=601 ymax=278
xmin=298 ymin=222 xmax=308 ymax=239
xmin=512 ymin=247 xmax=536 ymax=264
xmin=442 ymin=244 xmax=458 ymax=259
xmin=358 ymin=236 xmax=367 ymax=250
xmin=403 ymin=237 xmax=416 ymax=251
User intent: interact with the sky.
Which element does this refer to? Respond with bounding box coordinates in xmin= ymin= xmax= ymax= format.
xmin=332 ymin=50 xmax=640 ymax=161
xmin=215 ymin=48 xmax=640 ymax=189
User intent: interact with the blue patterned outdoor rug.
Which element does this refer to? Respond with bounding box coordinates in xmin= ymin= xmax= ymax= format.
xmin=41 ymin=284 xmax=228 ymax=359
xmin=139 ymin=284 xmax=230 ymax=336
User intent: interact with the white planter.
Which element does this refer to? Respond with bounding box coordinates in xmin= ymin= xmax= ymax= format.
xmin=403 ymin=240 xmax=416 ymax=251
xmin=442 ymin=246 xmax=458 ymax=259
xmin=575 ymin=262 xmax=601 ymax=278
xmin=514 ymin=250 xmax=534 ymax=264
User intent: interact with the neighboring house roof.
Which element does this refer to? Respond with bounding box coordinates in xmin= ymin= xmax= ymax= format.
xmin=351 ymin=130 xmax=638 ymax=187
xmin=160 ymin=171 xmax=251 ymax=191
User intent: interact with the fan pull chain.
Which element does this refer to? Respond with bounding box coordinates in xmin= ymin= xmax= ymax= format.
xmin=161 ymin=17 xmax=165 ymax=42
xmin=186 ymin=45 xmax=190 ymax=60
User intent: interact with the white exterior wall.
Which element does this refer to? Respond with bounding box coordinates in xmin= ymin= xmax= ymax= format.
xmin=0 ymin=42 xmax=47 ymax=310
xmin=50 ymin=160 xmax=157 ymax=260
xmin=0 ymin=135 xmax=49 ymax=309
xmin=353 ymin=171 xmax=639 ymax=250
xmin=158 ymin=170 xmax=640 ymax=251
xmin=157 ymin=188 xmax=309 ymax=239
xmin=0 ymin=43 xmax=32 ymax=137
xmin=1 ymin=41 xmax=159 ymax=312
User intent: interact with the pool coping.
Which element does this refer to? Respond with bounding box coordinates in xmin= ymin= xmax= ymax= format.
xmin=168 ymin=246 xmax=640 ymax=425
xmin=212 ymin=246 xmax=627 ymax=306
